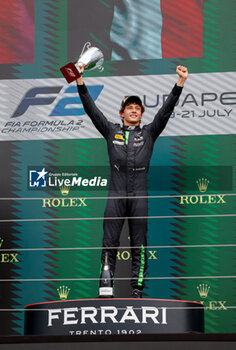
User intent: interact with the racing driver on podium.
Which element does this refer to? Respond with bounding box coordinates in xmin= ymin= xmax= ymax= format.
xmin=76 ymin=65 xmax=188 ymax=298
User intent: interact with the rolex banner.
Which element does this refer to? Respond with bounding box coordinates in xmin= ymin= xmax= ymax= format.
xmin=0 ymin=127 xmax=235 ymax=335
xmin=0 ymin=0 xmax=236 ymax=338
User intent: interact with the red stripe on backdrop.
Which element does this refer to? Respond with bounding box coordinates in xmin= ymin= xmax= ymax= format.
xmin=161 ymin=0 xmax=203 ymax=58
xmin=0 ymin=0 xmax=34 ymax=64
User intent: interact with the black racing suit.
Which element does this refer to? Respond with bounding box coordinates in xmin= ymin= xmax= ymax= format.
xmin=77 ymin=83 xmax=183 ymax=289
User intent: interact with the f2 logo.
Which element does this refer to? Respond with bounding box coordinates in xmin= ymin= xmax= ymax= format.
xmin=50 ymin=85 xmax=104 ymax=116
xmin=11 ymin=85 xmax=104 ymax=118
xmin=11 ymin=86 xmax=62 ymax=118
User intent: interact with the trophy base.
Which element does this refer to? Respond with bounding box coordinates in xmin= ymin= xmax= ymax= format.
xmin=60 ymin=62 xmax=81 ymax=83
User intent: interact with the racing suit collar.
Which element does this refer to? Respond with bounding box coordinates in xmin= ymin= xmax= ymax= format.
xmin=123 ymin=125 xmax=141 ymax=131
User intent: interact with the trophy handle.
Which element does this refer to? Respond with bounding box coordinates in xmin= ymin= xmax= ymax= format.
xmin=79 ymin=42 xmax=92 ymax=58
xmin=97 ymin=65 xmax=104 ymax=72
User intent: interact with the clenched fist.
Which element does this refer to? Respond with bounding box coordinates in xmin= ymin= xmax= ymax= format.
xmin=176 ymin=65 xmax=188 ymax=87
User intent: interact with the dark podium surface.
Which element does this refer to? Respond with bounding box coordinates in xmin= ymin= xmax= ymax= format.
xmin=24 ymin=298 xmax=204 ymax=336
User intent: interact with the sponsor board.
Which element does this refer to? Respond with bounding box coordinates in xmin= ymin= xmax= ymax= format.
xmin=0 ymin=238 xmax=20 ymax=264
xmin=117 ymin=249 xmax=158 ymax=261
xmin=24 ymin=299 xmax=204 ymax=335
xmin=0 ymin=72 xmax=235 ymax=141
xmin=196 ymin=283 xmax=227 ymax=311
xmin=179 ymin=177 xmax=227 ymax=205
xmin=178 ymin=169 xmax=232 ymax=205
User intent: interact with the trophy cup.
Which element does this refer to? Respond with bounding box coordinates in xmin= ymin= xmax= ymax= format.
xmin=60 ymin=42 xmax=104 ymax=83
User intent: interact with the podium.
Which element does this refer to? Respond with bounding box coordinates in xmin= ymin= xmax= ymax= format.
xmin=24 ymin=298 xmax=204 ymax=336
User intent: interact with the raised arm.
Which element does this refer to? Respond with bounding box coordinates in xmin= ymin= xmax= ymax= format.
xmin=147 ymin=65 xmax=188 ymax=140
xmin=76 ymin=68 xmax=111 ymax=139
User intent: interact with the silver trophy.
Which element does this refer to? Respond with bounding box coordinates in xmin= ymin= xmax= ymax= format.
xmin=60 ymin=42 xmax=104 ymax=83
